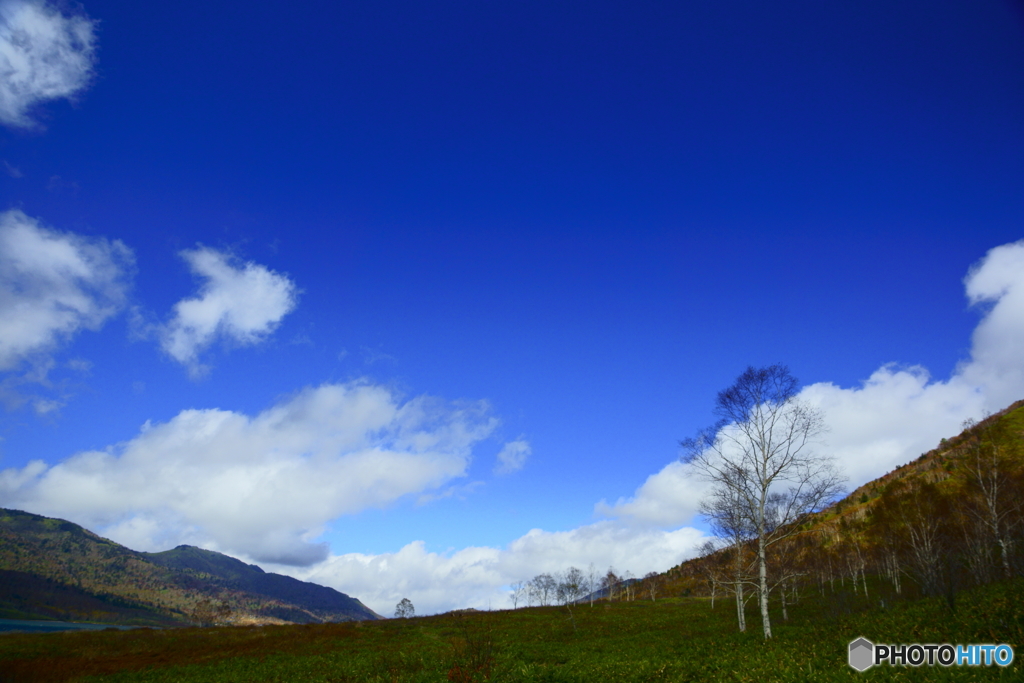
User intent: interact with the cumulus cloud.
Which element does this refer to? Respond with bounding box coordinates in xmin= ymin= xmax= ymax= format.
xmin=597 ymin=239 xmax=1024 ymax=528
xmin=494 ymin=438 xmax=530 ymax=474
xmin=0 ymin=209 xmax=133 ymax=372
xmin=160 ymin=247 xmax=298 ymax=376
xmin=799 ymin=239 xmax=1024 ymax=487
xmin=224 ymin=238 xmax=1024 ymax=611
xmin=277 ymin=521 xmax=706 ymax=616
xmin=0 ymin=0 xmax=97 ymax=129
xmin=959 ymin=240 xmax=1024 ymax=408
xmin=594 ymin=461 xmax=710 ymax=527
xmin=0 ymin=381 xmax=499 ymax=565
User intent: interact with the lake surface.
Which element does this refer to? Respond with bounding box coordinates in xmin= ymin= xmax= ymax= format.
xmin=0 ymin=619 xmax=142 ymax=634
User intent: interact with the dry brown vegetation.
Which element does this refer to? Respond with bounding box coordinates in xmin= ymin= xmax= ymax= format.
xmin=665 ymin=401 xmax=1024 ymax=620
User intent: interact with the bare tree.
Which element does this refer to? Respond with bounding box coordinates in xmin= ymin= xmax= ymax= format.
xmin=601 ymin=567 xmax=620 ymax=601
xmin=395 ymin=597 xmax=415 ymax=618
xmin=958 ymin=417 xmax=1023 ymax=579
xmin=557 ymin=567 xmax=586 ymax=605
xmin=692 ymin=540 xmax=726 ymax=610
xmin=876 ymin=478 xmax=962 ymax=610
xmin=700 ymin=481 xmax=755 ymax=632
xmin=531 ymin=573 xmax=557 ymax=606
xmin=864 ymin=503 xmax=904 ymax=596
xmin=643 ymin=571 xmax=661 ymax=601
xmin=682 ymin=364 xmax=845 ymax=639
xmin=587 ymin=563 xmax=599 ymax=606
xmin=621 ymin=570 xmax=635 ymax=601
xmin=509 ymin=580 xmax=527 ymax=609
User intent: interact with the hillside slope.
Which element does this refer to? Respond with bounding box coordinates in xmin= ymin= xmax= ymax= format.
xmin=0 ymin=509 xmax=381 ymax=625
xmin=141 ymin=545 xmax=380 ymax=623
xmin=660 ymin=399 xmax=1024 ymax=599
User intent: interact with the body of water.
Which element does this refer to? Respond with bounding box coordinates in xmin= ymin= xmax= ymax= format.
xmin=0 ymin=619 xmax=143 ymax=634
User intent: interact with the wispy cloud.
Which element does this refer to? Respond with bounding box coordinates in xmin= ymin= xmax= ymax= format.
xmin=361 ymin=345 xmax=397 ymax=365
xmin=416 ymin=480 xmax=485 ymax=505
xmin=0 ymin=381 xmax=499 ymax=566
xmin=159 ymin=247 xmax=299 ymax=377
xmin=2 ymin=160 xmax=22 ymax=177
xmin=494 ymin=438 xmax=530 ymax=475
xmin=0 ymin=0 xmax=97 ymax=129
xmin=45 ymin=175 xmax=78 ymax=194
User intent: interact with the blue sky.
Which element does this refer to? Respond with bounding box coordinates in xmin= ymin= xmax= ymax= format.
xmin=1 ymin=0 xmax=1024 ymax=614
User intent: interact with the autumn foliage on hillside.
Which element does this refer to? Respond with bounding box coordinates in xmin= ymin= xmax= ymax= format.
xmin=665 ymin=400 xmax=1024 ymax=619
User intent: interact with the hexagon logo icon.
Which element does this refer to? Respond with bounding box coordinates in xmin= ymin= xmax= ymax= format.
xmin=849 ymin=637 xmax=874 ymax=671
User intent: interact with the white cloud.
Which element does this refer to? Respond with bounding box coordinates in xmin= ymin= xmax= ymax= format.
xmin=0 ymin=0 xmax=97 ymax=129
xmin=594 ymin=461 xmax=709 ymax=527
xmin=0 ymin=209 xmax=133 ymax=371
xmin=160 ymin=247 xmax=298 ymax=376
xmin=494 ymin=438 xmax=530 ymax=474
xmin=0 ymin=381 xmax=499 ymax=565
xmin=598 ymin=239 xmax=1024 ymax=527
xmin=798 ymin=366 xmax=980 ymax=486
xmin=277 ymin=521 xmax=706 ymax=616
xmin=960 ymin=240 xmax=1024 ymax=409
xmin=799 ymin=239 xmax=1024 ymax=487
xmin=160 ymin=238 xmax=1024 ymax=612
xmin=361 ymin=345 xmax=396 ymax=365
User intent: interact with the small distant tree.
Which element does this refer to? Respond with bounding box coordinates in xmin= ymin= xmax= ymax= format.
xmin=557 ymin=567 xmax=586 ymax=605
xmin=217 ymin=600 xmax=232 ymax=624
xmin=643 ymin=571 xmax=661 ymax=601
xmin=586 ymin=563 xmax=599 ymax=606
xmin=602 ymin=568 xmax=620 ymax=601
xmin=191 ymin=598 xmax=231 ymax=627
xmin=395 ymin=597 xmax=415 ymax=618
xmin=622 ymin=570 xmax=636 ymax=601
xmin=509 ymin=580 xmax=527 ymax=609
xmin=191 ymin=598 xmax=213 ymax=626
xmin=692 ymin=540 xmax=727 ymax=611
xmin=551 ymin=567 xmax=587 ymax=632
xmin=531 ymin=573 xmax=557 ymax=606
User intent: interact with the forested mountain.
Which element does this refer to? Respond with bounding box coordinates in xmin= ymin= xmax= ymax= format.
xmin=0 ymin=509 xmax=381 ymax=625
xmin=665 ymin=399 xmax=1024 ymax=622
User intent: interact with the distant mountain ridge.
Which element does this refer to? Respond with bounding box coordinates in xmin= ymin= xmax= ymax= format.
xmin=141 ymin=545 xmax=379 ymax=624
xmin=0 ymin=509 xmax=381 ymax=625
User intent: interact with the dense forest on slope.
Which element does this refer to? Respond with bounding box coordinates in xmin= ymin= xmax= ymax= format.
xmin=0 ymin=510 xmax=380 ymax=625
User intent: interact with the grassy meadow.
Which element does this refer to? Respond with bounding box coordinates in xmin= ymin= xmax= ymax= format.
xmin=1 ymin=576 xmax=1021 ymax=682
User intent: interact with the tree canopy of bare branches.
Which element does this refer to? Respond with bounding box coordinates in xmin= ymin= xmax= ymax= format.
xmin=395 ymin=597 xmax=415 ymax=618
xmin=557 ymin=567 xmax=587 ymax=605
xmin=682 ymin=364 xmax=845 ymax=639
xmin=958 ymin=417 xmax=1024 ymax=579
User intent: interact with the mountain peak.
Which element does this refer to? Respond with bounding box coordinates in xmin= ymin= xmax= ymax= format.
xmin=0 ymin=509 xmax=381 ymax=625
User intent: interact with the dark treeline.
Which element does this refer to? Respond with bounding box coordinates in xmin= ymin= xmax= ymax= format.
xmin=680 ymin=402 xmax=1024 ymax=629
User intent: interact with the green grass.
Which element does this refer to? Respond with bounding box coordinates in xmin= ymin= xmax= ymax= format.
xmin=1 ymin=578 xmax=1021 ymax=682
